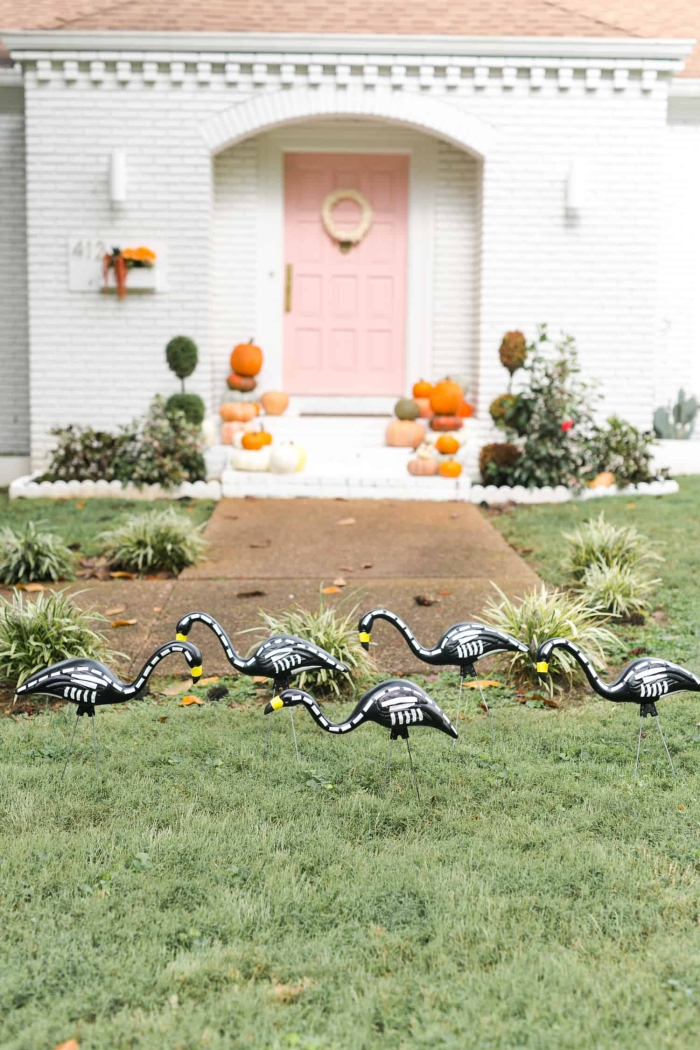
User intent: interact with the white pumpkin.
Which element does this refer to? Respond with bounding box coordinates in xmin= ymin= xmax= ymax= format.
xmin=201 ymin=416 xmax=218 ymax=447
xmin=230 ymin=446 xmax=271 ymax=472
xmin=269 ymin=442 xmax=302 ymax=474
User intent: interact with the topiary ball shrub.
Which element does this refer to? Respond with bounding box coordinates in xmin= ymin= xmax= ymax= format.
xmin=166 ymin=393 xmax=205 ymax=427
xmin=99 ymin=508 xmax=207 ymax=576
xmin=499 ymin=331 xmax=527 ymax=375
xmin=0 ymin=522 xmax=75 ymax=585
xmin=166 ymin=336 xmax=198 ymax=382
xmin=478 ymin=442 xmax=522 ymax=484
xmin=489 ymin=394 xmax=518 ymax=426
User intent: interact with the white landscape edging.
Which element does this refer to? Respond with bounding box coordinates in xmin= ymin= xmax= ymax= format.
xmin=9 ymin=475 xmax=222 ymax=501
xmin=468 ymin=479 xmax=680 ymax=505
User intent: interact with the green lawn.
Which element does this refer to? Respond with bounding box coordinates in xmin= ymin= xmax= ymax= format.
xmin=0 ymin=492 xmax=215 ymax=559
xmin=3 ymin=482 xmax=700 ymax=1048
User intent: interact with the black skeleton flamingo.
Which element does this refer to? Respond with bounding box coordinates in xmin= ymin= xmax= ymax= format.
xmin=265 ymin=678 xmax=457 ymax=798
xmin=175 ymin=612 xmax=349 ymax=759
xmin=536 ymin=637 xmax=700 ymax=775
xmin=15 ymin=640 xmax=203 ymax=778
xmin=358 ymin=609 xmax=528 ymax=738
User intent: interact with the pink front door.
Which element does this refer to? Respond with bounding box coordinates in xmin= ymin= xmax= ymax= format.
xmin=283 ymin=152 xmax=409 ymax=396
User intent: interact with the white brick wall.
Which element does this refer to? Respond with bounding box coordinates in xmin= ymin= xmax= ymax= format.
xmin=16 ymin=61 xmax=676 ymax=466
xmin=0 ymin=84 xmax=29 ymax=455
xmin=657 ymin=96 xmax=700 ymax=427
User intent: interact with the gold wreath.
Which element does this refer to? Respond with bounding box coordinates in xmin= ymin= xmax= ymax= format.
xmin=321 ymin=189 xmax=373 ymax=252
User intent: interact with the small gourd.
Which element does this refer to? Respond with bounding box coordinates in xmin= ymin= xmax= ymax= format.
xmin=458 ymin=400 xmax=474 ymax=419
xmin=412 ymin=379 xmax=434 ymax=399
xmin=408 ymin=457 xmax=439 ymax=476
xmin=394 ymin=398 xmax=420 ymax=421
xmin=270 ymin=442 xmax=302 ymax=474
xmin=430 ymin=378 xmax=463 ymax=416
xmin=430 ymin=416 xmax=463 ymax=432
xmin=589 ymin=471 xmax=615 ymax=488
xmin=260 ymin=391 xmax=289 ymax=416
xmin=227 ymin=373 xmax=257 ymax=392
xmin=242 ymin=428 xmax=272 ymax=451
xmin=439 ymin=458 xmax=462 ymax=478
xmin=414 ymin=398 xmax=433 ymax=419
xmin=385 ymin=419 xmax=425 ymax=449
xmin=435 ymin=434 xmax=460 ymax=455
xmin=220 ymin=402 xmax=259 ymax=423
xmin=230 ymin=446 xmax=271 ymax=472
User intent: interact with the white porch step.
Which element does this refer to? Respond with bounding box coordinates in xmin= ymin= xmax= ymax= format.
xmin=221 ymin=468 xmax=470 ymax=501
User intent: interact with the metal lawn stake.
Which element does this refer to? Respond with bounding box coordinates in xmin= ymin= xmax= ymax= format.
xmin=264 ymin=678 xmax=458 ymax=799
xmin=358 ymin=609 xmax=528 ymax=741
xmin=175 ymin=612 xmax=349 ymax=760
xmin=535 ymin=637 xmax=700 ymax=776
xmin=14 ymin=641 xmax=204 ymax=779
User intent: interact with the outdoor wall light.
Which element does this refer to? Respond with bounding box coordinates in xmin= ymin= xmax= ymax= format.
xmin=110 ymin=149 xmax=128 ymax=203
xmin=565 ymin=159 xmax=586 ymax=214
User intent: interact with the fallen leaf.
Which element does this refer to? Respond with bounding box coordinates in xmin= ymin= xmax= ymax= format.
xmin=337 ymin=517 xmax=356 ymax=526
xmin=105 ymin=605 xmax=126 ymax=616
xmin=626 ymin=503 xmax=636 ymax=510
xmin=199 ymin=676 xmax=220 ymax=686
xmin=162 ymin=681 xmax=190 ymax=696
xmin=321 ymin=585 xmax=342 ymax=594
xmin=678 ymin=804 xmax=686 ymax=811
xmin=236 ymin=589 xmax=266 ymax=598
xmin=414 ymin=594 xmax=440 ymax=606
xmin=516 ymin=546 xmax=534 ymax=554
xmin=542 ymin=696 xmax=561 ymax=709
xmin=75 ymin=501 xmax=85 ymax=510
xmin=333 ymin=577 xmax=347 ymax=587
xmin=253 ymin=676 xmax=268 ymax=683
xmin=180 ymin=695 xmax=205 ymax=706
xmin=109 ymin=571 xmax=137 ymax=579
xmin=18 ymin=583 xmax=45 ymax=592
xmin=339 ymin=565 xmax=354 ymax=572
xmin=361 ymin=562 xmax=373 ymax=569
xmin=250 ymin=539 xmax=271 ymax=549
xmin=438 ymin=589 xmax=452 ymax=596
xmin=465 ymin=680 xmax=502 ymax=689
xmin=269 ymin=978 xmax=314 ymax=1003
xmin=53 ymin=1041 xmax=80 ymax=1050
xmin=158 ymin=716 xmax=168 ymax=723
xmin=153 ymin=606 xmax=163 ymax=613
xmin=111 ymin=618 xmax=137 ymax=628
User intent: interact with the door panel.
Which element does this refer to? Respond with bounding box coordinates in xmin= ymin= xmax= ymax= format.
xmin=283 ymin=152 xmax=408 ymax=396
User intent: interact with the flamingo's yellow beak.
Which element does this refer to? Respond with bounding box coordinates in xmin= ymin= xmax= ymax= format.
xmin=359 ymin=631 xmax=371 ymax=650
xmin=191 ymin=665 xmax=203 ymax=678
xmin=536 ymin=661 xmax=549 ymax=674
xmin=270 ymin=696 xmax=284 ymax=711
xmin=176 ymin=633 xmax=188 ymax=642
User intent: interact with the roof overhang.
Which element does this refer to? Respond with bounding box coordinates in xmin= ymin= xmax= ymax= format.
xmin=1 ymin=30 xmax=695 ymax=67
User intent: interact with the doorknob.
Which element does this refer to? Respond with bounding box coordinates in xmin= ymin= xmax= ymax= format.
xmin=284 ymin=263 xmax=293 ymax=312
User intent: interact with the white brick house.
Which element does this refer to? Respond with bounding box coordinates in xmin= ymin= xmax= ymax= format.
xmin=0 ymin=2 xmax=699 ymax=485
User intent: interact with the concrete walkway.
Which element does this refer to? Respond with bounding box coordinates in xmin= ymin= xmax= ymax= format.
xmin=71 ymin=498 xmax=539 ymax=678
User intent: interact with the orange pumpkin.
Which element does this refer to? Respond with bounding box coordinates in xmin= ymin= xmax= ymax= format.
xmin=439 ymin=458 xmax=462 ymax=478
xmin=230 ymin=338 xmax=263 ymax=377
xmin=408 ymin=457 xmax=439 ymax=476
xmin=219 ymin=402 xmax=259 ymax=423
xmin=385 ymin=420 xmax=425 ymax=449
xmin=458 ymin=400 xmax=474 ymax=418
xmin=415 ymin=398 xmax=433 ymax=419
xmin=430 ymin=416 xmax=463 ymax=432
xmin=436 ymin=434 xmax=460 ymax=455
xmin=430 ymin=378 xmax=463 ymax=416
xmin=242 ymin=428 xmax=272 ymax=450
xmin=260 ymin=391 xmax=289 ymax=416
xmin=227 ymin=373 xmax=257 ymax=392
xmin=412 ymin=379 xmax=433 ymax=399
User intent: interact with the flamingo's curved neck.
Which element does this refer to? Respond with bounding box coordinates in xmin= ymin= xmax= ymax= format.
xmin=121 ymin=643 xmax=189 ymax=698
xmin=182 ymin=613 xmax=250 ymax=672
xmin=363 ymin=610 xmax=441 ymax=663
xmin=294 ymin=693 xmax=359 ymax=734
xmin=546 ymin=639 xmax=617 ymax=700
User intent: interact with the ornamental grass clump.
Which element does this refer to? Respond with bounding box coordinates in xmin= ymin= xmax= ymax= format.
xmin=99 ymin=509 xmax=207 ymax=576
xmin=580 ymin=562 xmax=660 ymax=621
xmin=563 ymin=513 xmax=662 ymax=580
xmin=0 ymin=590 xmax=115 ymax=687
xmin=483 ymin=583 xmax=617 ymax=688
xmin=0 ymin=521 xmax=75 ymax=585
xmin=257 ymin=594 xmax=377 ymax=697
